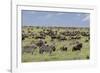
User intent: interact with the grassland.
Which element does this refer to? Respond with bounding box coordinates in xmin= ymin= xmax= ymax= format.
xmin=22 ymin=26 xmax=90 ymax=62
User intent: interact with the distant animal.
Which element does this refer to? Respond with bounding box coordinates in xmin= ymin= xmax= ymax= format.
xmin=22 ymin=33 xmax=28 ymax=40
xmin=70 ymin=36 xmax=81 ymax=40
xmin=50 ymin=44 xmax=56 ymax=51
xmin=22 ymin=44 xmax=37 ymax=55
xmin=35 ymin=35 xmax=45 ymax=39
xmin=39 ymin=44 xmax=56 ymax=54
xmin=31 ymin=32 xmax=36 ymax=38
xmin=85 ymin=39 xmax=89 ymax=42
xmin=39 ymin=44 xmax=51 ymax=54
xmin=57 ymin=35 xmax=67 ymax=41
xmin=36 ymin=39 xmax=45 ymax=47
xmin=86 ymin=55 xmax=89 ymax=59
xmin=81 ymin=32 xmax=90 ymax=37
xmin=72 ymin=43 xmax=82 ymax=51
xmin=51 ymin=35 xmax=57 ymax=41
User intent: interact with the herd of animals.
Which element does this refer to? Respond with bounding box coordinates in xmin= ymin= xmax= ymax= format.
xmin=22 ymin=26 xmax=90 ymax=61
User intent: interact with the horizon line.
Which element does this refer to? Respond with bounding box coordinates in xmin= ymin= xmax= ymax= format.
xmin=22 ymin=24 xmax=90 ymax=28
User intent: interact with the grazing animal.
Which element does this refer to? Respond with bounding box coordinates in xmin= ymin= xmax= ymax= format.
xmin=31 ymin=32 xmax=36 ymax=38
xmin=85 ymin=39 xmax=89 ymax=42
xmin=57 ymin=35 xmax=67 ymax=41
xmin=50 ymin=44 xmax=56 ymax=51
xmin=72 ymin=43 xmax=82 ymax=51
xmin=36 ymin=39 xmax=45 ymax=47
xmin=51 ymin=35 xmax=57 ymax=41
xmin=86 ymin=55 xmax=89 ymax=59
xmin=35 ymin=35 xmax=45 ymax=39
xmin=81 ymin=32 xmax=90 ymax=37
xmin=70 ymin=36 xmax=81 ymax=40
xmin=22 ymin=44 xmax=37 ymax=55
xmin=22 ymin=33 xmax=28 ymax=40
xmin=39 ymin=44 xmax=55 ymax=54
xmin=39 ymin=44 xmax=51 ymax=54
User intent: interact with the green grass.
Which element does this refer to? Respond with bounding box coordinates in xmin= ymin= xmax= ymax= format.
xmin=22 ymin=26 xmax=90 ymax=62
xmin=22 ymin=48 xmax=89 ymax=62
xmin=22 ymin=42 xmax=90 ymax=62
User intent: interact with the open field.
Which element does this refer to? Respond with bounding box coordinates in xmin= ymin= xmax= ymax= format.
xmin=22 ymin=26 xmax=90 ymax=62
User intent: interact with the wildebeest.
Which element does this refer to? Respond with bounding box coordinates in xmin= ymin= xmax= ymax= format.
xmin=69 ymin=36 xmax=81 ymax=40
xmin=60 ymin=31 xmax=80 ymax=36
xmin=50 ymin=44 xmax=56 ymax=51
xmin=51 ymin=36 xmax=57 ymax=41
xmin=35 ymin=34 xmax=45 ymax=39
xmin=36 ymin=39 xmax=45 ymax=47
xmin=46 ymin=29 xmax=57 ymax=37
xmin=81 ymin=32 xmax=90 ymax=37
xmin=22 ymin=33 xmax=28 ymax=40
xmin=22 ymin=44 xmax=37 ymax=55
xmin=57 ymin=35 xmax=67 ymax=41
xmin=72 ymin=43 xmax=82 ymax=51
xmin=86 ymin=55 xmax=89 ymax=59
xmin=31 ymin=32 xmax=36 ymax=38
xmin=85 ymin=39 xmax=89 ymax=42
xmin=39 ymin=31 xmax=46 ymax=37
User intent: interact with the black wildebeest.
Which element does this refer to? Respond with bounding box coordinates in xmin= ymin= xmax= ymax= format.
xmin=22 ymin=44 xmax=37 ymax=55
xmin=72 ymin=43 xmax=82 ymax=51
